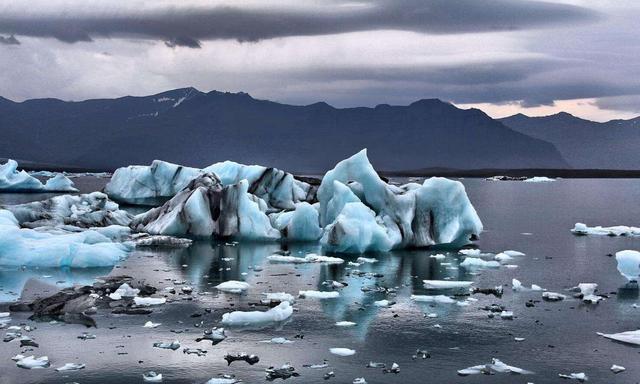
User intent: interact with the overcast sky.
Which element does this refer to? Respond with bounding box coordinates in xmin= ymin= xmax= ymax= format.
xmin=0 ymin=0 xmax=638 ymax=121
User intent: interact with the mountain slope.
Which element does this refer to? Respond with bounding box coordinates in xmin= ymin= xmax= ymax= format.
xmin=500 ymin=113 xmax=640 ymax=169
xmin=0 ymin=88 xmax=568 ymax=172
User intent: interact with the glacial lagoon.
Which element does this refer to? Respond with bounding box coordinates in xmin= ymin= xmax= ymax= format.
xmin=1 ymin=176 xmax=640 ymax=383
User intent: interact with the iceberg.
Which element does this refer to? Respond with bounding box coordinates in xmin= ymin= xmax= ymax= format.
xmin=615 ymin=250 xmax=640 ymax=282
xmin=221 ymin=301 xmax=293 ymax=326
xmin=105 ymin=159 xmax=316 ymax=208
xmin=0 ymin=209 xmax=131 ymax=267
xmin=318 ymin=150 xmax=482 ymax=252
xmin=0 ymin=159 xmax=77 ymax=192
xmin=572 ymin=223 xmax=640 ymax=237
xmin=269 ymin=202 xmax=322 ymax=241
xmin=131 ymin=175 xmax=280 ymax=240
xmin=458 ymin=358 xmax=532 ymax=376
xmin=5 ymin=192 xmax=132 ymax=228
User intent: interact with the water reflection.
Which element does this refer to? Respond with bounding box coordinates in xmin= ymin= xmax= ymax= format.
xmin=159 ymin=240 xmax=476 ymax=338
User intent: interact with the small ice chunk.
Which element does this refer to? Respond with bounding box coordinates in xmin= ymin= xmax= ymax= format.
xmin=503 ymin=250 xmax=525 ymax=257
xmin=299 ymin=290 xmax=339 ymax=299
xmin=260 ymin=337 xmax=293 ymax=344
xmin=423 ymin=280 xmax=473 ymax=289
xmin=353 ymin=378 xmax=367 ymax=384
xmin=411 ymin=295 xmax=455 ymax=304
xmin=542 ymin=292 xmax=566 ymax=301
xmin=55 ymin=363 xmax=85 ymax=371
xmin=597 ymin=329 xmax=640 ymax=346
xmin=559 ymin=372 xmax=588 ymax=381
xmin=221 ymin=301 xmax=293 ymax=326
xmin=500 ymin=311 xmax=514 ymax=319
xmin=216 ymin=280 xmax=250 ymax=294
xmin=430 ymin=254 xmax=446 ymax=260
xmin=110 ymin=283 xmax=140 ymax=299
xmin=494 ymin=253 xmax=513 ymax=263
xmin=330 ymin=348 xmax=356 ymax=356
xmin=459 ymin=249 xmax=481 ymax=256
xmin=458 ymin=358 xmax=532 ymax=375
xmin=574 ymin=283 xmax=602 ymax=303
xmin=143 ymin=371 xmax=163 ymax=382
xmin=615 ymin=250 xmax=640 ymax=282
xmin=572 ymin=223 xmax=640 ymax=237
xmin=610 ymin=365 xmax=625 ymax=373
xmin=460 ymin=257 xmax=500 ymax=269
xmin=134 ymin=297 xmax=166 ymax=306
xmin=263 ymin=292 xmax=295 ymax=303
xmin=373 ymin=299 xmax=391 ymax=307
xmin=523 ymin=176 xmax=555 ymax=183
xmin=16 ymin=355 xmax=50 ymax=369
xmin=267 ymin=253 xmax=344 ymax=264
xmin=336 ymin=321 xmax=356 ymax=327
xmin=356 ymin=257 xmax=378 ymax=263
xmin=512 ymin=278 xmax=522 ymax=291
xmin=144 ymin=321 xmax=161 ymax=328
xmin=153 ymin=340 xmax=180 ymax=350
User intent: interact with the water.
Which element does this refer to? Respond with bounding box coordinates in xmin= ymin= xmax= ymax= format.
xmin=1 ymin=177 xmax=640 ymax=383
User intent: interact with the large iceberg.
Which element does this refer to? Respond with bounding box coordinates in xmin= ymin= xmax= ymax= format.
xmin=105 ymin=159 xmax=316 ymax=208
xmin=318 ymin=150 xmax=482 ymax=251
xmin=120 ymin=150 xmax=482 ymax=252
xmin=0 ymin=159 xmax=77 ymax=193
xmin=0 ymin=209 xmax=131 ymax=267
xmin=131 ymin=174 xmax=280 ymax=240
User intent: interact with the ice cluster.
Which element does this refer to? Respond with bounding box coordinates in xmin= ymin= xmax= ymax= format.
xmin=123 ymin=150 xmax=482 ymax=253
xmin=0 ymin=159 xmax=77 ymax=192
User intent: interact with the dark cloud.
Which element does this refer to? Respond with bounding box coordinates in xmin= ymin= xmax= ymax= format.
xmin=593 ymin=95 xmax=640 ymax=114
xmin=0 ymin=35 xmax=20 ymax=45
xmin=0 ymin=0 xmax=597 ymax=47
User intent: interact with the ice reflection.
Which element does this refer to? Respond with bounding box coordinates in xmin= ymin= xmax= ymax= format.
xmin=161 ymin=240 xmax=476 ymax=338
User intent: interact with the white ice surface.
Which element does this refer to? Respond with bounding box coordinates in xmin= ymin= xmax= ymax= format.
xmin=615 ymin=250 xmax=640 ymax=281
xmin=221 ymin=301 xmax=293 ymax=326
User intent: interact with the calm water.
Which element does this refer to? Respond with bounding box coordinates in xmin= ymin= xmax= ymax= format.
xmin=1 ymin=177 xmax=640 ymax=384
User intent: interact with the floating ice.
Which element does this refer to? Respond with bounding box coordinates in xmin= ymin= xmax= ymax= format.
xmin=494 ymin=253 xmax=513 ymax=263
xmin=353 ymin=378 xmax=367 ymax=384
xmin=299 ymin=290 xmax=339 ymax=299
xmin=260 ymin=337 xmax=294 ymax=344
xmin=523 ymin=176 xmax=555 ymax=183
xmin=109 ymin=283 xmax=140 ymax=300
xmin=597 ymin=329 xmax=640 ymax=346
xmin=330 ymin=347 xmax=356 ymax=356
xmin=263 ymin=292 xmax=295 ymax=303
xmin=458 ymin=358 xmax=532 ymax=375
xmin=15 ymin=355 xmax=50 ymax=369
xmin=512 ymin=278 xmax=543 ymax=291
xmin=221 ymin=301 xmax=292 ymax=326
xmin=423 ymin=280 xmax=473 ymax=289
xmin=336 ymin=321 xmax=357 ymax=327
xmin=6 ymin=192 xmax=132 ymax=228
xmin=503 ymin=250 xmax=525 ymax=257
xmin=459 ymin=249 xmax=481 ymax=256
xmin=204 ymin=377 xmax=240 ymax=384
xmin=460 ymin=257 xmax=500 ymax=269
xmin=266 ymin=253 xmax=344 ymax=264
xmin=610 ymin=365 xmax=626 ymax=373
xmin=0 ymin=209 xmax=131 ymax=268
xmin=55 ymin=363 xmax=85 ymax=372
xmin=500 ymin=311 xmax=514 ymax=319
xmin=615 ymin=250 xmax=640 ymax=282
xmin=0 ymin=159 xmax=77 ymax=192
xmin=318 ymin=150 xmax=482 ymax=252
xmin=559 ymin=372 xmax=588 ymax=381
xmin=144 ymin=321 xmax=161 ymax=328
xmin=411 ymin=295 xmax=455 ymax=304
xmin=573 ymin=283 xmax=602 ymax=303
xmin=269 ymin=202 xmax=322 ymax=241
xmin=216 ymin=280 xmax=250 ymax=294
xmin=143 ymin=371 xmax=164 ymax=382
xmin=572 ymin=223 xmax=640 ymax=237
xmin=153 ymin=340 xmax=180 ymax=350
xmin=542 ymin=292 xmax=566 ymax=301
xmin=374 ymin=299 xmax=391 ymax=307
xmin=134 ymin=297 xmax=166 ymax=306
xmin=356 ymin=257 xmax=378 ymax=263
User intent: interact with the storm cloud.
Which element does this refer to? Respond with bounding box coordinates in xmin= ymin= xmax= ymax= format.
xmin=0 ymin=0 xmax=596 ymax=46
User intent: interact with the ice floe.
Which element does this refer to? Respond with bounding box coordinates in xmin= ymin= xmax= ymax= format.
xmin=457 ymin=358 xmax=532 ymax=375
xmin=221 ymin=301 xmax=292 ymax=326
xmin=572 ymin=223 xmax=640 ymax=237
xmin=216 ymin=280 xmax=250 ymax=294
xmin=460 ymin=257 xmax=500 ymax=269
xmin=15 ymin=355 xmax=50 ymax=369
xmin=134 ymin=297 xmax=166 ymax=306
xmin=597 ymin=329 xmax=640 ymax=346
xmin=411 ymin=295 xmax=455 ymax=304
xmin=542 ymin=292 xmax=567 ymax=301
xmin=423 ymin=280 xmax=473 ymax=289
xmin=143 ymin=371 xmax=164 ymax=382
xmin=610 ymin=365 xmax=625 ymax=373
xmin=266 ymin=254 xmax=344 ymax=264
xmin=330 ymin=347 xmax=356 ymax=356
xmin=0 ymin=159 xmax=77 ymax=192
xmin=559 ymin=372 xmax=588 ymax=381
xmin=55 ymin=363 xmax=85 ymax=371
xmin=299 ymin=290 xmax=340 ymax=299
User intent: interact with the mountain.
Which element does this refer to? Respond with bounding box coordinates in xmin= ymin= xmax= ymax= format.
xmin=500 ymin=112 xmax=640 ymax=169
xmin=0 ymin=88 xmax=568 ymax=172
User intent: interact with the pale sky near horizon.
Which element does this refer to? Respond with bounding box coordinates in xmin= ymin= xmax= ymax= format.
xmin=0 ymin=0 xmax=638 ymax=122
